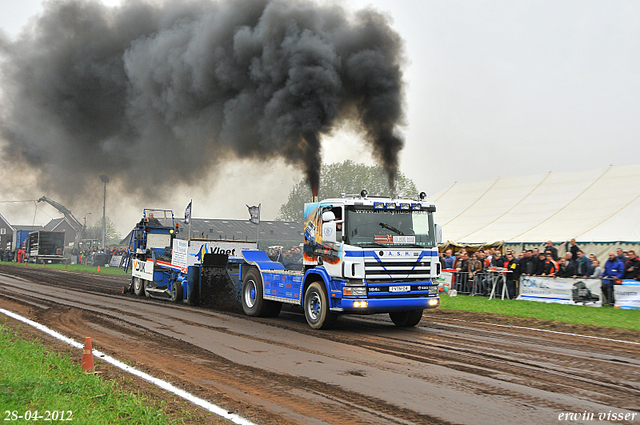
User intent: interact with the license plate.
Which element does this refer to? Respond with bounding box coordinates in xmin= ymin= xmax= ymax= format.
xmin=389 ymin=285 xmax=411 ymax=293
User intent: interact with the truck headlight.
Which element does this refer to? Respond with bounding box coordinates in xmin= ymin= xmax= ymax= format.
xmin=343 ymin=287 xmax=367 ymax=296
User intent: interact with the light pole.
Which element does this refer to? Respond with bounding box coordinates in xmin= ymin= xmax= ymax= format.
xmin=99 ymin=175 xmax=109 ymax=250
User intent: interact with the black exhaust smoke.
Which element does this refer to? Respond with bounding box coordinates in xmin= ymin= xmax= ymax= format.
xmin=0 ymin=0 xmax=405 ymax=202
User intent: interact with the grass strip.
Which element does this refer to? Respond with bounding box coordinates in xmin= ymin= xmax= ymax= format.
xmin=439 ymin=294 xmax=640 ymax=331
xmin=0 ymin=324 xmax=176 ymax=424
xmin=0 ymin=261 xmax=128 ymax=276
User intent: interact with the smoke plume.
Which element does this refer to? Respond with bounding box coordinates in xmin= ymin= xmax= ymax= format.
xmin=0 ymin=0 xmax=405 ymax=202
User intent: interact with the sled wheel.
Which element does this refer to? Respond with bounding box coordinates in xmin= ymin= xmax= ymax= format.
xmin=171 ymin=281 xmax=182 ymax=303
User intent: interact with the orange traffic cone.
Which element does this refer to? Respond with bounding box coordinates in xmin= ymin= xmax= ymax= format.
xmin=81 ymin=337 xmax=95 ymax=373
xmin=97 ymin=266 xmax=101 ymax=273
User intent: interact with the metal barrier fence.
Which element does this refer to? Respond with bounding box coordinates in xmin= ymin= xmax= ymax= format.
xmin=444 ymin=269 xmax=513 ymax=299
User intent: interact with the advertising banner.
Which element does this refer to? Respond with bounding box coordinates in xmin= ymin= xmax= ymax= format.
xmin=180 ymin=240 xmax=257 ymax=267
xmin=614 ymin=280 xmax=640 ymax=309
xmin=518 ymin=276 xmax=602 ymax=307
xmin=109 ymin=255 xmax=123 ymax=268
xmin=436 ymin=270 xmax=455 ymax=292
xmin=131 ymin=258 xmax=154 ymax=281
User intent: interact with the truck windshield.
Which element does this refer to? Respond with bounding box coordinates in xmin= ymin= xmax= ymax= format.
xmin=345 ymin=207 xmax=436 ymax=248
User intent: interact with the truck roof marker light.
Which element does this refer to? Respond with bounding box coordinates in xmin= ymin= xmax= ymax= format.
xmin=419 ymin=191 xmax=427 ymax=201
xmin=411 ymin=203 xmax=422 ymax=210
xmin=360 ymin=189 xmax=368 ymax=198
xmin=385 ymin=203 xmax=396 ymax=210
xmin=400 ymin=203 xmax=410 ymax=210
xmin=374 ymin=202 xmax=384 ymax=209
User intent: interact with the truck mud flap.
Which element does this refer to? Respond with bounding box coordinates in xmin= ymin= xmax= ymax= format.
xmin=199 ymin=253 xmax=242 ymax=313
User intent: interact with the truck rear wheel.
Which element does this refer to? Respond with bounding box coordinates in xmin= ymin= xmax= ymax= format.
xmin=389 ymin=309 xmax=424 ymax=327
xmin=171 ymin=281 xmax=182 ymax=303
xmin=304 ymin=282 xmax=336 ymax=330
xmin=242 ymin=269 xmax=269 ymax=316
xmin=133 ymin=277 xmax=144 ymax=296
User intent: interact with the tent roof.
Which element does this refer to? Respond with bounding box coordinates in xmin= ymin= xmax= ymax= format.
xmin=431 ymin=164 xmax=640 ymax=243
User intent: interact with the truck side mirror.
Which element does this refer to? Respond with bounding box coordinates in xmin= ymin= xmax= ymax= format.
xmin=435 ymin=224 xmax=443 ymax=244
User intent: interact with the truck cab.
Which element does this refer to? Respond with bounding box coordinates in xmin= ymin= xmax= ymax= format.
xmin=241 ymin=190 xmax=442 ymax=329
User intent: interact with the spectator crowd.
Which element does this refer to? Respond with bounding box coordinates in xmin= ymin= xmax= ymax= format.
xmin=440 ymin=239 xmax=640 ymax=305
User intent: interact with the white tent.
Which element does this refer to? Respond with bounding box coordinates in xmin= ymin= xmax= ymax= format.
xmin=431 ymin=164 xmax=640 ymax=244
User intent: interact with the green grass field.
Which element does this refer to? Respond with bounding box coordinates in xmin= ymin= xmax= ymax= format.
xmin=0 ymin=324 xmax=180 ymax=424
xmin=438 ymin=294 xmax=640 ymax=331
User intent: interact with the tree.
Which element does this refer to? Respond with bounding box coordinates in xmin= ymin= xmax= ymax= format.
xmin=277 ymin=160 xmax=418 ymax=222
xmin=86 ymin=216 xmax=122 ymax=245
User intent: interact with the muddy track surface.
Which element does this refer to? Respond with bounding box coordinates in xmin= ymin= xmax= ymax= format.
xmin=1 ymin=264 xmax=639 ymax=425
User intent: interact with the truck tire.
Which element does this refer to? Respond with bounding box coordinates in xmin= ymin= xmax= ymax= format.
xmin=171 ymin=281 xmax=182 ymax=303
xmin=389 ymin=309 xmax=424 ymax=327
xmin=187 ymin=281 xmax=199 ymax=306
xmin=133 ymin=277 xmax=144 ymax=296
xmin=242 ymin=269 xmax=269 ymax=317
xmin=304 ymin=282 xmax=336 ymax=330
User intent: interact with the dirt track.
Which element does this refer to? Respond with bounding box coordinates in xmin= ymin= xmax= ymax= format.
xmin=1 ymin=264 xmax=639 ymax=425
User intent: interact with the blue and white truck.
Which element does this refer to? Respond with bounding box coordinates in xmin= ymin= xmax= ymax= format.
xmin=125 ymin=191 xmax=442 ymax=329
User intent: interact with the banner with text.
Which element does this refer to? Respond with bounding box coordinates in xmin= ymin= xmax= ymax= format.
xmin=518 ymin=276 xmax=603 ymax=307
xmin=614 ymin=280 xmax=640 ymax=309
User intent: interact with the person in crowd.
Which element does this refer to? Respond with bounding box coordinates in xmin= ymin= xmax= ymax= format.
xmin=573 ymin=250 xmax=593 ymax=278
xmin=290 ymin=246 xmax=303 ymax=263
xmin=476 ymin=250 xmax=490 ymax=268
xmin=504 ymin=252 xmax=521 ymax=299
xmin=467 ymin=252 xmax=484 ymax=295
xmin=438 ymin=251 xmax=447 ymax=270
xmin=491 ymin=249 xmax=505 ymax=268
xmin=567 ymin=238 xmax=580 ymax=261
xmin=544 ymin=240 xmax=558 ymax=261
xmin=520 ymin=249 xmax=535 ymax=276
xmin=556 ymin=257 xmax=575 ymax=278
xmin=455 ymin=252 xmax=470 ymax=291
xmin=601 ymin=252 xmax=625 ymax=305
xmin=623 ymin=250 xmax=640 ymax=280
xmin=563 ymin=252 xmax=575 ymax=268
xmin=542 ymin=252 xmax=558 ymax=276
xmin=616 ymin=248 xmax=627 ymax=266
xmin=17 ymin=247 xmax=25 ymax=263
xmin=444 ymin=249 xmax=455 ymax=269
xmin=533 ymin=252 xmax=546 ymax=276
xmin=590 ymin=260 xmax=603 ymax=279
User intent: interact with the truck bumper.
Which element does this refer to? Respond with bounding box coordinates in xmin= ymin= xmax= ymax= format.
xmin=337 ymin=296 xmax=440 ymax=313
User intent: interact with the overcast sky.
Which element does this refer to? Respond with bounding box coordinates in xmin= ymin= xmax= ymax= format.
xmin=1 ymin=0 xmax=638 ymax=235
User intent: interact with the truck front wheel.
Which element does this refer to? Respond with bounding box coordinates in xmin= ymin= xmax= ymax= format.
xmin=389 ymin=309 xmax=424 ymax=327
xmin=304 ymin=282 xmax=336 ymax=330
xmin=133 ymin=277 xmax=144 ymax=296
